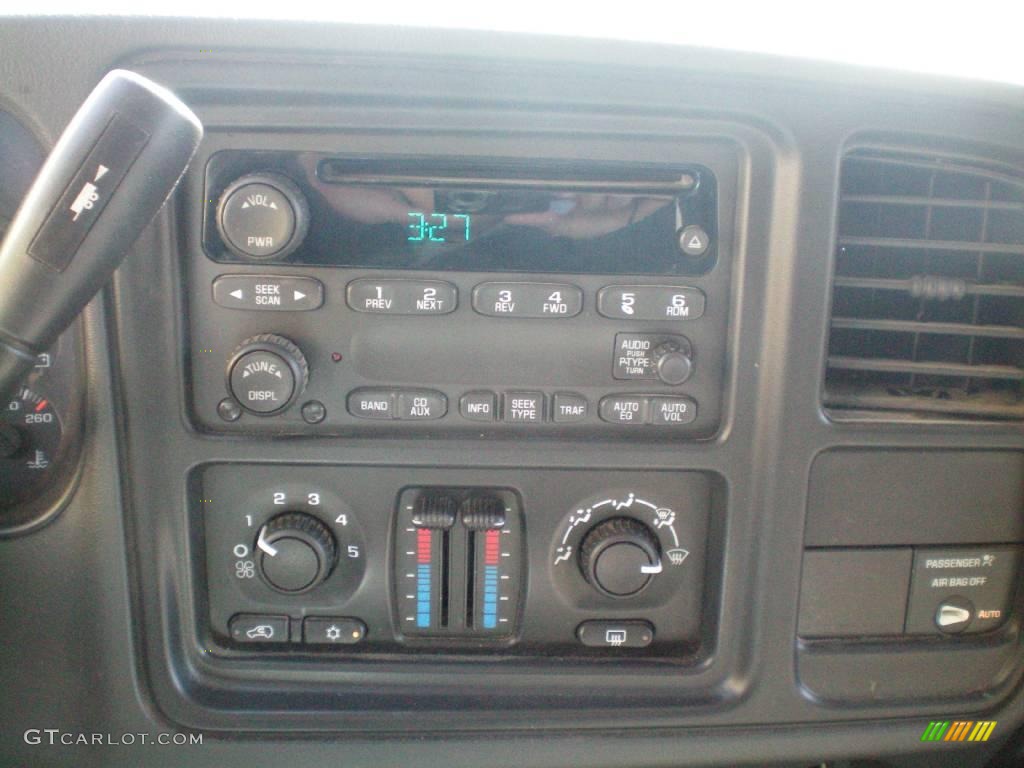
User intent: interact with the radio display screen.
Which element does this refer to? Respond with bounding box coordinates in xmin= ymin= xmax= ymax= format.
xmin=204 ymin=154 xmax=718 ymax=276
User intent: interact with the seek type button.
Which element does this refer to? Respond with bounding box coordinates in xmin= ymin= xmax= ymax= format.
xmin=212 ymin=274 xmax=324 ymax=311
xmin=905 ymin=546 xmax=1020 ymax=635
xmin=504 ymin=392 xmax=544 ymax=423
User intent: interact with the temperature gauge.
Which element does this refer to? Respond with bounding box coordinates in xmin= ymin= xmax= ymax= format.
xmin=0 ymin=386 xmax=65 ymax=508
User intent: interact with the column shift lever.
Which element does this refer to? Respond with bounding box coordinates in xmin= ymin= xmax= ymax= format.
xmin=0 ymin=69 xmax=202 ymax=396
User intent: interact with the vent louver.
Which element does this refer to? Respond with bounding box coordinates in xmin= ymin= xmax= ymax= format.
xmin=824 ymin=148 xmax=1024 ymax=420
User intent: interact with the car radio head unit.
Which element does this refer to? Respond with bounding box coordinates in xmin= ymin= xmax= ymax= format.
xmin=202 ymin=152 xmax=719 ymax=276
xmin=188 ymin=148 xmax=732 ymax=438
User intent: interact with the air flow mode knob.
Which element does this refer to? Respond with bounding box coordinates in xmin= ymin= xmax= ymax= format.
xmin=226 ymin=333 xmax=309 ymax=415
xmin=578 ymin=517 xmax=662 ymax=598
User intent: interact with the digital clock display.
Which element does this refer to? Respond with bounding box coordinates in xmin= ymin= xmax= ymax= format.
xmin=407 ymin=212 xmax=471 ymax=243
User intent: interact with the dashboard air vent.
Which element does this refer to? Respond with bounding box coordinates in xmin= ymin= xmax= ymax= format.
xmin=825 ymin=148 xmax=1024 ymax=420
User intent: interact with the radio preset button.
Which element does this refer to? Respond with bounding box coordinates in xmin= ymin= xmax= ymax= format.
xmin=472 ymin=282 xmax=583 ymax=318
xmin=598 ymin=395 xmax=649 ymax=425
xmin=347 ymin=389 xmax=395 ymax=419
xmin=504 ymin=392 xmax=544 ymax=423
xmin=213 ymin=274 xmax=324 ymax=311
xmin=649 ymin=396 xmax=698 ymax=425
xmin=397 ymin=391 xmax=447 ymax=420
xmin=553 ymin=393 xmax=588 ymax=422
xmin=597 ymin=285 xmax=706 ymax=321
xmin=347 ymin=278 xmax=457 ymax=315
xmin=460 ymin=391 xmax=497 ymax=422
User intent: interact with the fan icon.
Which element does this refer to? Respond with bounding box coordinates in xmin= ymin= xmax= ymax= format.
xmin=325 ymin=625 xmax=342 ymax=641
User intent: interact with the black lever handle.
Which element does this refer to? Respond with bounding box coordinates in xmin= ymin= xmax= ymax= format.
xmin=0 ymin=69 xmax=202 ymax=396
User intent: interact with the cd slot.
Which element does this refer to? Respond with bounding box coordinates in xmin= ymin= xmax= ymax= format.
xmin=316 ymin=157 xmax=699 ymax=194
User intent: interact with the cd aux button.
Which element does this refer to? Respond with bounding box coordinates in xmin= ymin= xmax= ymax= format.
xmin=397 ymin=391 xmax=447 ymax=421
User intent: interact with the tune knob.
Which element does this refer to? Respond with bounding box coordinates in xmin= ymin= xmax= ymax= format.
xmin=217 ymin=172 xmax=309 ymax=260
xmin=578 ymin=517 xmax=661 ymax=598
xmin=226 ymin=333 xmax=309 ymax=415
xmin=256 ymin=512 xmax=337 ymax=593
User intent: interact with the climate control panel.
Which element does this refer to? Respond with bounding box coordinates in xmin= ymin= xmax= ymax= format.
xmin=198 ymin=465 xmax=717 ymax=656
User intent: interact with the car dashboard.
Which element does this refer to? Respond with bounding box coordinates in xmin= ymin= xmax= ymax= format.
xmin=1 ymin=15 xmax=1024 ymax=768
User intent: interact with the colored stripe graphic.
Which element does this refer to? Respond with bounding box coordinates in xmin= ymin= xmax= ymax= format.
xmin=483 ymin=529 xmax=500 ymax=629
xmin=970 ymin=722 xmax=997 ymax=742
xmin=921 ymin=720 xmax=997 ymax=742
xmin=945 ymin=721 xmax=972 ymax=741
xmin=416 ymin=528 xmax=432 ymax=628
xmin=921 ymin=722 xmax=950 ymax=741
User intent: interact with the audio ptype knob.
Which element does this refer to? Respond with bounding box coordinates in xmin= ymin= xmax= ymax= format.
xmin=256 ymin=512 xmax=337 ymax=593
xmin=578 ymin=517 xmax=661 ymax=598
xmin=226 ymin=333 xmax=309 ymax=415
xmin=653 ymin=341 xmax=693 ymax=386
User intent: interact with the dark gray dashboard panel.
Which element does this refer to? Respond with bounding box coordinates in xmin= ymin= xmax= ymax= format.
xmin=0 ymin=14 xmax=1023 ymax=768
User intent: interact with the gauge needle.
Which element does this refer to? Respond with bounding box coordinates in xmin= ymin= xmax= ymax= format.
xmin=35 ymin=399 xmax=47 ymax=412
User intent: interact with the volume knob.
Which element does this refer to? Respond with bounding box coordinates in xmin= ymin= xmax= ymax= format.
xmin=226 ymin=333 xmax=309 ymax=415
xmin=256 ymin=512 xmax=337 ymax=593
xmin=217 ymin=172 xmax=309 ymax=261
